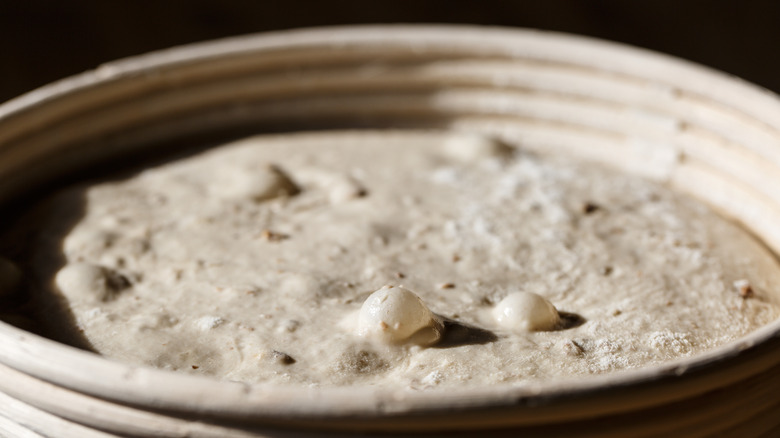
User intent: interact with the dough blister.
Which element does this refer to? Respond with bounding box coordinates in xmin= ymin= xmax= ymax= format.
xmin=357 ymin=285 xmax=444 ymax=346
xmin=492 ymin=291 xmax=561 ymax=332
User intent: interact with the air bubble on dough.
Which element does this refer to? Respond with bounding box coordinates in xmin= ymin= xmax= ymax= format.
xmin=357 ymin=285 xmax=444 ymax=346
xmin=492 ymin=291 xmax=560 ymax=332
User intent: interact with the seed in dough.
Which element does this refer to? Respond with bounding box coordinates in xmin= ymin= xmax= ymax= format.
xmin=734 ymin=279 xmax=754 ymax=299
xmin=271 ymin=350 xmax=296 ymax=365
xmin=492 ymin=291 xmax=560 ymax=332
xmin=357 ymin=285 xmax=444 ymax=345
xmin=54 ymin=263 xmax=130 ymax=303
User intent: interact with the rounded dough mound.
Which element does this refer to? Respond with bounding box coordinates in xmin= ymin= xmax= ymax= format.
xmin=492 ymin=292 xmax=560 ymax=332
xmin=358 ymin=285 xmax=444 ymax=345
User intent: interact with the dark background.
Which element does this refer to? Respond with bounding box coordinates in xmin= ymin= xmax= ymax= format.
xmin=2 ymin=1 xmax=779 ymax=104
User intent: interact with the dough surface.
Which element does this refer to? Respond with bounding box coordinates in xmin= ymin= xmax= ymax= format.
xmin=15 ymin=130 xmax=780 ymax=389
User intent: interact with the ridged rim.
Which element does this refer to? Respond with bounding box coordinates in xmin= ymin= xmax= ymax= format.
xmin=1 ymin=25 xmax=780 ymax=435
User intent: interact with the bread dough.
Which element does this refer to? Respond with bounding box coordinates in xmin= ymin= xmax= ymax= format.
xmin=14 ymin=130 xmax=780 ymax=389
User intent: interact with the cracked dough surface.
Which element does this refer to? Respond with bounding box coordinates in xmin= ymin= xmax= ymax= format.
xmin=19 ymin=130 xmax=780 ymax=389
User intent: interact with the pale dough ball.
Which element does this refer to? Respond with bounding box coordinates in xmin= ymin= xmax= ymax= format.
xmin=357 ymin=285 xmax=443 ymax=345
xmin=492 ymin=291 xmax=560 ymax=332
